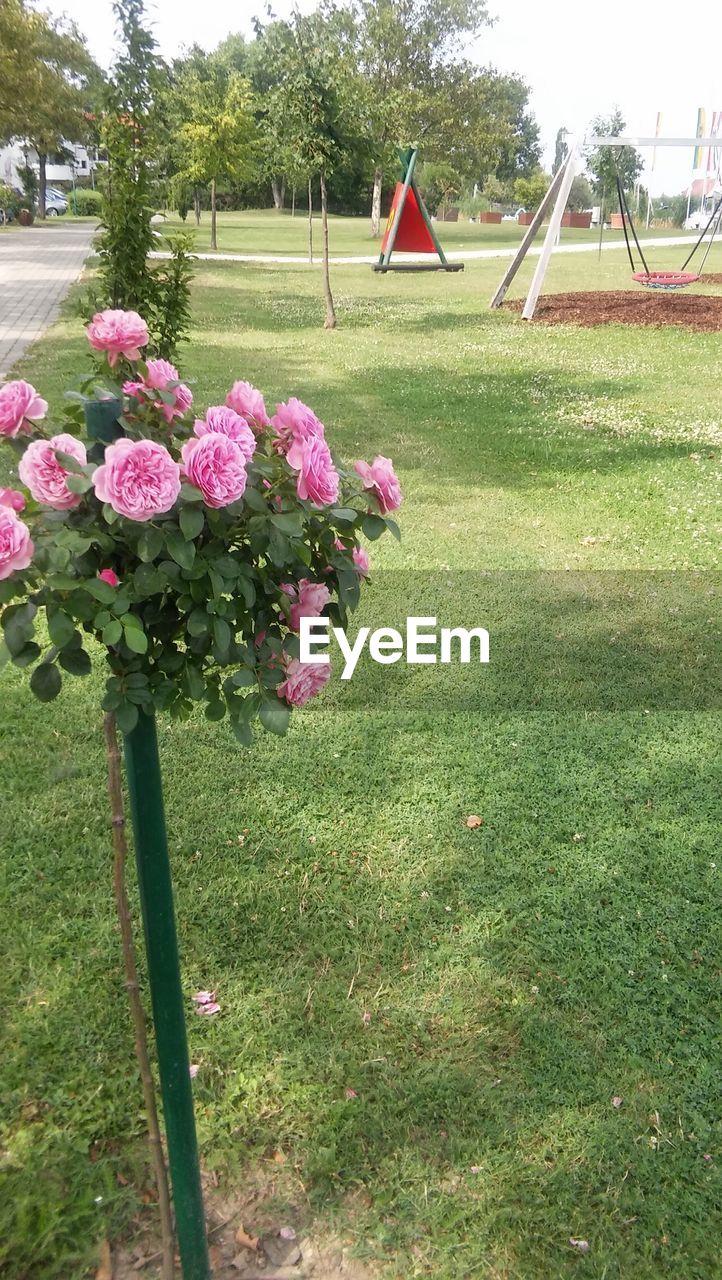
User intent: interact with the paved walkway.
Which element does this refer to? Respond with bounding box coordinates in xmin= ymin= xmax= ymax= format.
xmin=0 ymin=223 xmax=97 ymax=378
xmin=149 ymin=233 xmax=699 ymax=268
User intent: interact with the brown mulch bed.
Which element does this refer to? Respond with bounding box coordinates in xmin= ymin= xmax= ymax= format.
xmin=507 ymin=289 xmax=722 ymax=329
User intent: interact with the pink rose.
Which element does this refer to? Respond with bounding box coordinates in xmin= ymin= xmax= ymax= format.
xmin=271 ymin=397 xmax=325 ymax=454
xmin=181 ymin=432 xmax=248 ymax=509
xmin=226 ymin=380 xmax=270 ymax=432
xmin=0 ymin=380 xmax=48 ymax=437
xmin=353 ymin=545 xmax=370 ymax=575
xmin=333 ymin=539 xmax=370 ymax=576
xmin=354 ymin=455 xmax=402 ymax=514
xmin=98 ymin=568 xmax=120 ymax=587
xmin=0 ymin=488 xmax=26 ymax=513
xmin=277 ymin=658 xmax=331 ymax=707
xmin=286 ymin=435 xmax=339 ymax=507
xmin=123 ymin=358 xmax=192 ymax=424
xmin=286 ymin=578 xmax=331 ymax=631
xmin=18 ymin=433 xmax=87 ymax=510
xmin=194 ymin=407 xmax=255 ymax=462
xmin=0 ymin=506 xmax=34 ymax=580
xmin=86 ymin=309 xmax=149 ymax=367
xmin=93 ymin=438 xmax=181 ymax=521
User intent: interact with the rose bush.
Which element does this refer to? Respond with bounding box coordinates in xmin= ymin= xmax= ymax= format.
xmin=0 ymin=310 xmax=402 ymax=743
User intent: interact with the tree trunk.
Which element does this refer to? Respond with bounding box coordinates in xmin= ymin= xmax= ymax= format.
xmin=320 ymin=171 xmax=336 ymax=331
xmin=103 ymin=713 xmax=175 ymax=1280
xmin=210 ymin=178 xmax=217 ymax=250
xmin=271 ymin=178 xmax=284 ymax=210
xmin=371 ymin=165 xmax=383 ymax=237
xmin=38 ymin=152 xmax=47 ymax=220
xmin=308 ymin=177 xmax=313 ymax=263
xmin=194 ymin=188 xmax=201 ymax=225
xmin=291 ymin=185 xmax=296 ymax=217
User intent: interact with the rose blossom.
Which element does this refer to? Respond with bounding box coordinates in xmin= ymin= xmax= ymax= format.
xmin=354 ymin=455 xmax=402 ymax=514
xmin=333 ymin=539 xmax=370 ymax=576
xmin=278 ymin=657 xmax=331 ymax=707
xmin=0 ymin=488 xmax=26 ymax=513
xmin=286 ymin=435 xmax=339 ymax=507
xmin=181 ymin=432 xmax=248 ymax=508
xmin=18 ymin=433 xmax=87 ymax=510
xmin=124 ymin=358 xmax=192 ymax=424
xmin=271 ymin=397 xmax=325 ymax=454
xmin=93 ymin=438 xmax=181 ymax=521
xmin=283 ymin=579 xmax=331 ymax=631
xmin=86 ymin=309 xmax=149 ymax=367
xmin=0 ymin=380 xmax=49 ymax=437
xmin=0 ymin=506 xmax=33 ymax=581
xmin=98 ymin=569 xmax=120 ymax=587
xmin=226 ymin=381 xmax=270 ymax=432
xmin=194 ymin=407 xmax=255 ymax=462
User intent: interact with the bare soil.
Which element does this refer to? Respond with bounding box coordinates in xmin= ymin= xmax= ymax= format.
xmin=111 ymin=1169 xmax=377 ymax=1280
xmin=507 ymin=288 xmax=722 ymax=329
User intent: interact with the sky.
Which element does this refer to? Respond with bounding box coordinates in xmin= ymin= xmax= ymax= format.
xmin=54 ymin=0 xmax=722 ymax=196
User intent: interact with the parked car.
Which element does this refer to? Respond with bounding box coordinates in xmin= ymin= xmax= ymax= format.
xmin=44 ymin=186 xmax=68 ymax=216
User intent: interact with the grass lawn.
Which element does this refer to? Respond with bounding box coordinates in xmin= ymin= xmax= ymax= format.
xmin=1 ymin=232 xmax=720 ymax=1278
xmin=156 ymin=207 xmax=696 ymax=258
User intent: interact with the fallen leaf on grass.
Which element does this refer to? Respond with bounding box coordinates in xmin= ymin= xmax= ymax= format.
xmin=235 ymin=1225 xmax=259 ymax=1252
xmin=209 ymin=1243 xmax=223 ymax=1271
xmin=189 ymin=1063 xmax=200 ymax=1078
xmin=465 ymin=815 xmax=483 ymax=829
xmin=345 ymin=1087 xmax=358 ymax=1099
xmin=196 ymin=1002 xmax=220 ymax=1016
xmin=569 ymin=1238 xmax=590 ymax=1253
xmin=612 ymin=1095 xmax=623 ymax=1108
xmin=271 ymin=1149 xmax=286 ymax=1164
xmin=95 ymin=1239 xmax=112 ymax=1280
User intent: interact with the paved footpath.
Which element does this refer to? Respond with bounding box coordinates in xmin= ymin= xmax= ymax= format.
xmin=0 ymin=223 xmax=97 ymax=379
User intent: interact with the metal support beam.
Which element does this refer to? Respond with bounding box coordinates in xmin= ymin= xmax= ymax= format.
xmin=588 ymin=136 xmax=722 ymax=147
xmin=489 ymin=157 xmax=570 ymax=308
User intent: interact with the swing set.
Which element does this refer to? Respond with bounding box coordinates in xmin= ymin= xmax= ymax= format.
xmin=490 ymin=133 xmax=722 ymax=318
xmin=373 ymin=147 xmax=464 ymax=274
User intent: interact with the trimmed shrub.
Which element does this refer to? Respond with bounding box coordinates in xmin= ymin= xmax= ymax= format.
xmin=70 ymin=188 xmax=103 ymax=215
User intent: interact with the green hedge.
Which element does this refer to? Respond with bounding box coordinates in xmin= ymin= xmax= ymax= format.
xmin=69 ymin=188 xmax=103 ymax=215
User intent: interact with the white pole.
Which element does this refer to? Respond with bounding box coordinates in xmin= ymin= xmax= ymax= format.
xmin=522 ymin=143 xmax=582 ymax=321
xmin=489 ymin=161 xmax=569 ymax=308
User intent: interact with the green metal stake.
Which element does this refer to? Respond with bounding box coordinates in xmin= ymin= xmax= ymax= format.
xmin=124 ymin=710 xmax=210 ymax=1280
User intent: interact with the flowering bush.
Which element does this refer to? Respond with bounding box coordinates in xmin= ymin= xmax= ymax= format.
xmin=0 ymin=310 xmax=401 ymax=743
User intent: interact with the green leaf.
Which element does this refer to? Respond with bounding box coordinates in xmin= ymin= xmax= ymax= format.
xmin=53 ymin=449 xmax=87 ymax=475
xmin=166 ymin=531 xmax=196 ymax=571
xmin=84 ymin=578 xmax=116 ymax=603
xmin=30 ymin=663 xmax=62 ymax=702
xmin=47 ymin=610 xmax=76 ymax=649
xmin=184 ymin=664 xmax=205 ymax=700
xmin=180 ymin=506 xmax=205 ymax=540
xmin=231 ymin=717 xmax=253 ymax=747
xmin=362 ymin=514 xmax=387 ymax=541
xmin=137 ymin=526 xmax=164 ymax=563
xmin=180 ymin=483 xmax=204 ymax=502
xmin=123 ymin=623 xmax=148 ymax=654
xmin=242 ymin=486 xmax=268 ymax=513
xmin=271 ymin=511 xmax=304 ymax=537
xmin=187 ymin=608 xmax=209 ymax=637
xmin=231 ymin=667 xmax=255 ymax=688
xmin=330 ymin=507 xmax=359 ymax=523
xmin=385 ymin=517 xmax=401 ymax=541
xmin=134 ymin=563 xmax=163 ymax=595
xmin=205 ymin=700 xmax=226 ymax=721
xmin=59 ymin=647 xmax=92 ymax=676
xmin=213 ymin=617 xmax=231 ymax=651
xmin=65 ymin=473 xmax=93 ymax=494
xmin=116 ymin=701 xmax=139 ymax=734
xmin=12 ymin=641 xmax=41 ymax=668
xmin=103 ymin=620 xmax=123 ymax=646
xmin=259 ymin=697 xmax=291 ymax=736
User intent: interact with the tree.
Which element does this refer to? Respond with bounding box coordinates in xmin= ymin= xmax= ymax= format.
xmin=178 ymin=62 xmax=256 ymax=250
xmin=567 ymin=173 xmax=593 ymax=212
xmin=514 ymin=169 xmax=550 ymax=210
xmin=553 ymin=126 xmax=568 ymax=174
xmin=586 ymin=110 xmax=643 ymax=200
xmin=269 ymin=11 xmax=355 ymax=328
xmin=350 ymin=0 xmax=493 ymax=235
xmin=0 ymin=0 xmax=98 ymax=216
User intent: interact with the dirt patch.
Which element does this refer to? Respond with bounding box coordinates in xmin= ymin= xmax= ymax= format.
xmin=111 ymin=1169 xmax=378 ymax=1280
xmin=507 ymin=289 xmax=722 ymax=330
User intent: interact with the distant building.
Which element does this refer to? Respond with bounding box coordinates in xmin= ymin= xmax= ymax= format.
xmin=0 ymin=140 xmax=101 ymax=190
